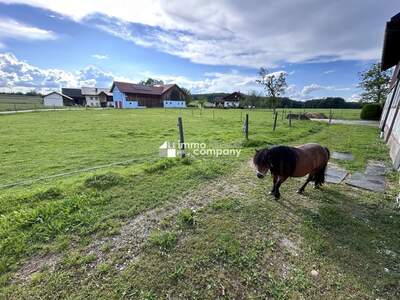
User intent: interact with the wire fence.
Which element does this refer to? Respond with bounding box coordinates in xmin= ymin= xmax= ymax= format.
xmin=0 ymin=156 xmax=157 ymax=190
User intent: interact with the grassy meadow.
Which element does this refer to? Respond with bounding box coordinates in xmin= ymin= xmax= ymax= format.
xmin=0 ymin=94 xmax=44 ymax=111
xmin=0 ymin=108 xmax=398 ymax=299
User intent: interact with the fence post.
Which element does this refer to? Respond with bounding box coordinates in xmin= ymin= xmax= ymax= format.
xmin=177 ymin=116 xmax=185 ymax=158
xmin=14 ymin=103 xmax=17 ymax=112
xmin=329 ymin=108 xmax=333 ymax=125
xmin=273 ymin=112 xmax=278 ymax=131
xmin=289 ymin=111 xmax=292 ymax=127
xmin=212 ymin=109 xmax=215 ymax=120
xmin=243 ymin=113 xmax=249 ymax=140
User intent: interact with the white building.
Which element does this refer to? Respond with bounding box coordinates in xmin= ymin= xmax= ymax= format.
xmin=81 ymin=87 xmax=113 ymax=107
xmin=43 ymin=92 xmax=74 ymax=107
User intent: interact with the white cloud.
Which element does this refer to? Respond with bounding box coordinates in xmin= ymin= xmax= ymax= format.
xmin=0 ymin=0 xmax=394 ymax=67
xmin=92 ymin=54 xmax=109 ymax=60
xmin=301 ymin=83 xmax=323 ymax=96
xmin=0 ymin=52 xmax=113 ymax=93
xmin=324 ymin=70 xmax=335 ymax=74
xmin=139 ymin=69 xmax=259 ymax=94
xmin=349 ymin=93 xmax=361 ymax=102
xmin=0 ymin=17 xmax=57 ymax=46
xmin=285 ymin=83 xmax=355 ymax=100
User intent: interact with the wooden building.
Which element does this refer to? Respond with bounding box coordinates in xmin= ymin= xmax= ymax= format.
xmin=380 ymin=12 xmax=400 ymax=169
xmin=111 ymin=81 xmax=186 ymax=109
xmin=215 ymin=92 xmax=244 ymax=108
xmin=61 ymin=88 xmax=86 ymax=106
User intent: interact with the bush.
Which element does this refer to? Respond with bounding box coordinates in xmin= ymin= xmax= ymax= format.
xmin=360 ymin=104 xmax=382 ymax=120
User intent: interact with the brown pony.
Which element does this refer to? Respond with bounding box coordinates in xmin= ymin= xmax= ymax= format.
xmin=253 ymin=143 xmax=330 ymax=199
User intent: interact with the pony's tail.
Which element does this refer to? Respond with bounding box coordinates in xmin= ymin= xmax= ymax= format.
xmin=314 ymin=146 xmax=329 ymax=186
xmin=324 ymin=147 xmax=330 ymax=160
xmin=314 ymin=163 xmax=327 ymax=186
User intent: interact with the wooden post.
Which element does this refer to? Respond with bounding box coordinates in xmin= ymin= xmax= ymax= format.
xmin=281 ymin=108 xmax=285 ymax=120
xmin=273 ymin=112 xmax=278 ymax=131
xmin=289 ymin=111 xmax=292 ymax=127
xmin=329 ymin=108 xmax=333 ymax=125
xmin=212 ymin=109 xmax=215 ymax=120
xmin=244 ymin=114 xmax=249 ymax=140
xmin=14 ymin=103 xmax=17 ymax=112
xmin=177 ymin=116 xmax=185 ymax=158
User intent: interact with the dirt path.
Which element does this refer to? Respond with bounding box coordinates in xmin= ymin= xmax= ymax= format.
xmin=14 ymin=160 xmax=251 ymax=281
xmin=310 ymin=118 xmax=379 ymax=127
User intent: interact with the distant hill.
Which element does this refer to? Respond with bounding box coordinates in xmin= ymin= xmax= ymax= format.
xmin=192 ymin=93 xmax=361 ymax=109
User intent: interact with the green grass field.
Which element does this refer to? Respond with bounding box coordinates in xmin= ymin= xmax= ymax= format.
xmin=0 ymin=109 xmax=398 ymax=299
xmin=0 ymin=94 xmax=44 ymax=111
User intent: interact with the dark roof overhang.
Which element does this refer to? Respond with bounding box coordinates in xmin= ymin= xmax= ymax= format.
xmin=381 ymin=12 xmax=400 ymax=71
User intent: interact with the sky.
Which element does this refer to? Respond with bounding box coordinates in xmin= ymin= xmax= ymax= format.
xmin=0 ymin=0 xmax=398 ymax=100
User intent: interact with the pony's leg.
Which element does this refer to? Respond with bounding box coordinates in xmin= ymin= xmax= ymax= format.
xmin=274 ymin=176 xmax=288 ymax=199
xmin=268 ymin=174 xmax=278 ymax=195
xmin=297 ymin=174 xmax=314 ymax=194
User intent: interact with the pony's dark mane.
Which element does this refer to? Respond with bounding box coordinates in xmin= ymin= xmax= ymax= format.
xmin=254 ymin=145 xmax=297 ymax=176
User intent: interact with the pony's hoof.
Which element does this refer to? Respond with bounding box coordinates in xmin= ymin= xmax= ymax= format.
xmin=268 ymin=191 xmax=274 ymax=195
xmin=297 ymin=189 xmax=304 ymax=194
xmin=274 ymin=194 xmax=281 ymax=200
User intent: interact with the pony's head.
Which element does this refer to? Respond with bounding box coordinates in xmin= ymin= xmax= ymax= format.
xmin=253 ymin=148 xmax=271 ymax=179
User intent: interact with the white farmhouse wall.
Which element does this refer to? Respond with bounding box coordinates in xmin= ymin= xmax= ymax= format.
xmin=44 ymin=93 xmax=63 ymax=107
xmin=86 ymin=96 xmax=101 ymax=107
xmin=224 ymin=101 xmax=240 ymax=108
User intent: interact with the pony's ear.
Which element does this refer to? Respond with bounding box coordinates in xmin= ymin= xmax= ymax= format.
xmin=255 ymin=149 xmax=260 ymax=153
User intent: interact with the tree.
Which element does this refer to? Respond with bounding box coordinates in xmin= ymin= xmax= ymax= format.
xmin=180 ymin=87 xmax=193 ymax=105
xmin=256 ymin=67 xmax=287 ymax=113
xmin=359 ymin=63 xmax=391 ymax=104
xmin=139 ymin=78 xmax=164 ymax=86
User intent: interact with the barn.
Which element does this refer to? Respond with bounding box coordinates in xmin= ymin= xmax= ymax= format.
xmin=43 ymin=92 xmax=74 ymax=107
xmin=111 ymin=81 xmax=186 ymax=109
xmin=61 ymin=88 xmax=86 ymax=106
xmin=380 ymin=12 xmax=400 ymax=169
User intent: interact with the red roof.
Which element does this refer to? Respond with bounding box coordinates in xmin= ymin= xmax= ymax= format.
xmin=111 ymin=81 xmax=176 ymax=95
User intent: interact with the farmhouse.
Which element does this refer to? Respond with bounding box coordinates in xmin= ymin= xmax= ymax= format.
xmin=62 ymin=87 xmax=113 ymax=107
xmin=43 ymin=91 xmax=74 ymax=107
xmin=215 ymin=92 xmax=244 ymax=108
xmin=111 ymin=81 xmax=186 ymax=108
xmin=81 ymin=87 xmax=113 ymax=107
xmin=380 ymin=12 xmax=400 ymax=169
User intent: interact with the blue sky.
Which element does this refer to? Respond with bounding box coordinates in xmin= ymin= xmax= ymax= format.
xmin=0 ymin=0 xmax=398 ymax=100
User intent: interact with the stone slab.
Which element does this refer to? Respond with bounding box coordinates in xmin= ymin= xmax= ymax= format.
xmin=326 ymin=165 xmax=348 ymax=184
xmin=345 ymin=172 xmax=386 ymax=192
xmin=365 ymin=160 xmax=387 ymax=176
xmin=332 ymin=151 xmax=354 ymax=161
